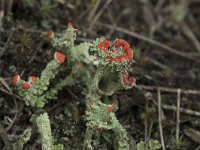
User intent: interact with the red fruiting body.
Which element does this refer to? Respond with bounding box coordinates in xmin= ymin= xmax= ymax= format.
xmin=84 ymin=110 xmax=87 ymax=115
xmin=129 ymin=77 xmax=136 ymax=87
xmin=89 ymin=101 xmax=94 ymax=107
xmin=122 ymin=74 xmax=129 ymax=85
xmin=96 ymin=39 xmax=133 ymax=63
xmin=54 ymin=52 xmax=65 ymax=63
xmin=96 ymin=40 xmax=110 ymax=56
xmin=47 ymin=31 xmax=54 ymax=39
xmin=107 ymin=106 xmax=113 ymax=113
xmin=29 ymin=76 xmax=38 ymax=83
xmin=109 ymin=39 xmax=132 ymax=62
xmin=26 ymin=125 xmax=32 ymax=129
xmin=121 ymin=73 xmax=136 ymax=87
xmin=68 ymin=22 xmax=73 ymax=28
xmin=21 ymin=82 xmax=31 ymax=90
xmin=12 ymin=74 xmax=20 ymax=86
xmin=73 ymin=29 xmax=79 ymax=33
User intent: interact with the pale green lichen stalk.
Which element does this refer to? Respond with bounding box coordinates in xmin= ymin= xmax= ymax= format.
xmin=86 ymin=102 xmax=129 ymax=150
xmin=36 ymin=113 xmax=54 ymax=150
xmin=84 ymin=38 xmax=136 ymax=150
xmin=13 ymin=127 xmax=32 ymax=150
xmin=12 ymin=55 xmax=65 ymax=108
xmin=36 ymin=113 xmax=64 ymax=150
xmin=11 ymin=23 xmax=137 ymax=150
xmin=11 ymin=23 xmax=94 ymax=108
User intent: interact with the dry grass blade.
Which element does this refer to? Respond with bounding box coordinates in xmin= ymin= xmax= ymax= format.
xmin=0 ymin=0 xmax=5 ymax=28
xmin=87 ymin=0 xmax=101 ymax=22
xmin=176 ymin=89 xmax=181 ymax=141
xmin=0 ymin=77 xmax=11 ymax=92
xmin=144 ymin=98 xmax=149 ymax=150
xmin=0 ymin=31 xmax=14 ymax=58
xmin=160 ymin=103 xmax=200 ymax=117
xmin=0 ymin=123 xmax=11 ymax=150
xmin=181 ymin=23 xmax=200 ymax=53
xmin=184 ymin=127 xmax=200 ymax=144
xmin=89 ymin=0 xmax=112 ymax=29
xmin=0 ymin=87 xmax=22 ymax=100
xmin=138 ymin=85 xmax=200 ymax=96
xmin=0 ymin=78 xmax=19 ymax=132
xmin=157 ymin=88 xmax=166 ymax=150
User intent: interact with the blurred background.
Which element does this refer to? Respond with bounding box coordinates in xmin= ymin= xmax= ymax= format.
xmin=0 ymin=0 xmax=200 ymax=149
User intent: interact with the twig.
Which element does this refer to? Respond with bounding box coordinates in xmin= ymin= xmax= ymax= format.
xmin=181 ymin=23 xmax=200 ymax=53
xmin=67 ymin=88 xmax=79 ymax=100
xmin=195 ymin=146 xmax=200 ymax=150
xmin=87 ymin=0 xmax=101 ymax=22
xmin=155 ymin=0 xmax=166 ymax=12
xmin=184 ymin=127 xmax=200 ymax=144
xmin=148 ymin=121 xmax=153 ymax=140
xmin=0 ymin=77 xmax=11 ymax=91
xmin=0 ymin=87 xmax=22 ymax=100
xmin=144 ymin=98 xmax=148 ymax=150
xmin=0 ymin=31 xmax=14 ymax=58
xmin=95 ymin=22 xmax=200 ymax=60
xmin=157 ymin=89 xmax=166 ymax=150
xmin=134 ymin=84 xmax=200 ymax=118
xmin=77 ymin=37 xmax=93 ymax=42
xmin=135 ymin=86 xmax=200 ymax=117
xmin=30 ymin=41 xmax=43 ymax=62
xmin=89 ymin=0 xmax=113 ymax=30
xmin=161 ymin=103 xmax=200 ymax=117
xmin=75 ymin=6 xmax=91 ymax=22
xmin=6 ymin=96 xmax=18 ymax=132
xmin=137 ymin=85 xmax=200 ymax=96
xmin=0 ymin=0 xmax=5 ymax=28
xmin=0 ymin=122 xmax=11 ymax=150
xmin=176 ymin=89 xmax=181 ymax=141
xmin=144 ymin=56 xmax=171 ymax=70
xmin=0 ymin=77 xmax=19 ymax=131
xmin=151 ymin=97 xmax=200 ymax=117
xmin=5 ymin=0 xmax=14 ymax=16
xmin=105 ymin=9 xmax=122 ymax=39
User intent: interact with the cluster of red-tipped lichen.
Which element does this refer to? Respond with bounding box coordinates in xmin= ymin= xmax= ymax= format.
xmin=54 ymin=51 xmax=66 ymax=63
xmin=96 ymin=39 xmax=133 ymax=63
xmin=107 ymin=105 xmax=113 ymax=113
xmin=67 ymin=22 xmax=79 ymax=33
xmin=87 ymin=100 xmax=114 ymax=113
xmin=12 ymin=74 xmax=38 ymax=90
xmin=47 ymin=22 xmax=78 ymax=40
xmin=121 ymin=73 xmax=136 ymax=87
xmin=47 ymin=31 xmax=54 ymax=39
xmin=11 ymin=51 xmax=65 ymax=90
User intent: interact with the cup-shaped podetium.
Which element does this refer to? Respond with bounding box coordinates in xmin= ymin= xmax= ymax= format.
xmin=107 ymin=105 xmax=113 ymax=113
xmin=96 ymin=39 xmax=133 ymax=63
xmin=121 ymin=73 xmax=136 ymax=88
xmin=21 ymin=82 xmax=31 ymax=90
xmin=67 ymin=22 xmax=73 ymax=28
xmin=47 ymin=31 xmax=54 ymax=39
xmin=129 ymin=76 xmax=136 ymax=87
xmin=54 ymin=51 xmax=66 ymax=63
xmin=29 ymin=76 xmax=38 ymax=84
xmin=12 ymin=74 xmax=20 ymax=86
xmin=89 ymin=100 xmax=94 ymax=107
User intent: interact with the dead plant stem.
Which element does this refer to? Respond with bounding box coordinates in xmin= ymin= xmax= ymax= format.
xmin=157 ymin=89 xmax=166 ymax=150
xmin=176 ymin=89 xmax=181 ymax=141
